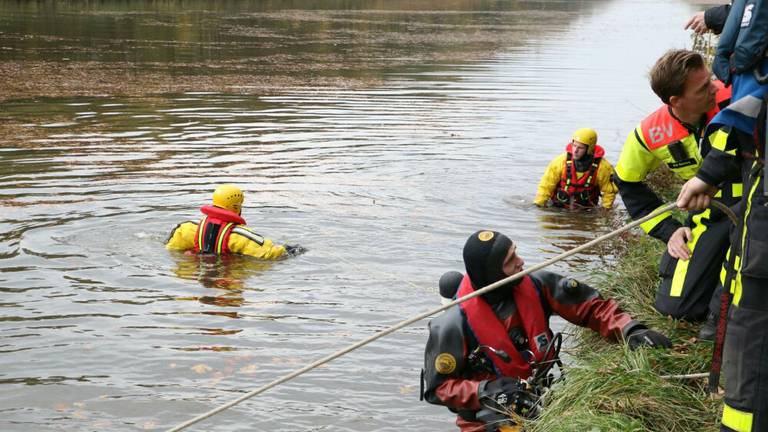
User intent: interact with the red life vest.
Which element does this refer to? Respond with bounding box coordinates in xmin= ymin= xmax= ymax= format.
xmin=552 ymin=143 xmax=605 ymax=208
xmin=640 ymin=81 xmax=731 ymax=151
xmin=457 ymin=274 xmax=552 ymax=379
xmin=193 ymin=205 xmax=246 ymax=255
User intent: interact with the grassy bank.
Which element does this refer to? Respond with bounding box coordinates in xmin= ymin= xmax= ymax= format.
xmin=530 ymin=170 xmax=721 ymax=432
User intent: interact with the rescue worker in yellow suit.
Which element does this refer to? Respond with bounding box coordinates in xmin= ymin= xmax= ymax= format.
xmin=165 ymin=184 xmax=304 ymax=259
xmin=613 ymin=49 xmax=736 ymax=340
xmin=534 ymin=128 xmax=617 ymax=210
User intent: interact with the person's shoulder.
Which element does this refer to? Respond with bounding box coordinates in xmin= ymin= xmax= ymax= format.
xmin=168 ymin=220 xmax=198 ymax=235
xmin=428 ymin=306 xmax=464 ymax=335
xmin=547 ymin=152 xmax=568 ymax=166
xmin=598 ymin=157 xmax=615 ymax=170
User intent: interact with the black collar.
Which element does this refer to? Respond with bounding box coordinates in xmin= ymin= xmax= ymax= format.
xmin=667 ymin=106 xmax=706 ymax=139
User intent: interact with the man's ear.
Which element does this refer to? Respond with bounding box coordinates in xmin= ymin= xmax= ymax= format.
xmin=668 ymin=94 xmax=681 ymax=109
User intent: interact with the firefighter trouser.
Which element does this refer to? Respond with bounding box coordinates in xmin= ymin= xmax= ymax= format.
xmin=721 ymin=278 xmax=768 ymax=432
xmin=721 ymin=170 xmax=768 ymax=432
xmin=654 ymin=210 xmax=731 ymax=320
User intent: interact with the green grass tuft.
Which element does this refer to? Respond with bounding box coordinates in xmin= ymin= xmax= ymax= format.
xmin=529 ymin=230 xmax=722 ymax=432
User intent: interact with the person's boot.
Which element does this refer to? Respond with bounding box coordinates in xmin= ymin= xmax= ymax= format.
xmin=698 ymin=311 xmax=718 ymax=342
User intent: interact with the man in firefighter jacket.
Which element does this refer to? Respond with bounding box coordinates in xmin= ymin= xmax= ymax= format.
xmin=613 ymin=49 xmax=738 ymax=338
xmin=678 ymin=4 xmax=768 ymax=428
xmin=533 ymin=128 xmax=618 ymax=210
xmin=423 ymin=230 xmax=671 ymax=432
xmin=165 ymin=184 xmax=303 ymax=259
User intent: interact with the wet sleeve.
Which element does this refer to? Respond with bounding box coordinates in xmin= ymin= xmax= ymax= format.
xmin=165 ymin=221 xmax=198 ymax=251
xmin=534 ymin=155 xmax=565 ymax=206
xmin=228 ymin=228 xmax=287 ymax=260
xmin=614 ymin=127 xmax=680 ymax=242
xmin=597 ymin=160 xmax=618 ymax=209
xmin=704 ymin=4 xmax=731 ymax=34
xmin=533 ymin=271 xmax=633 ymax=341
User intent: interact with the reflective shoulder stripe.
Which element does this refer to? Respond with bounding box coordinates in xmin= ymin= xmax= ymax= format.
xmin=709 ymin=128 xmax=733 ymax=153
xmin=231 ymin=226 xmax=265 ymax=245
xmin=722 ymin=403 xmax=753 ymax=432
xmin=216 ymin=222 xmax=235 ymax=254
xmin=639 ymin=204 xmax=673 ymax=234
xmin=732 ymin=182 xmax=744 ymax=198
xmin=196 ymin=216 xmax=208 ymax=251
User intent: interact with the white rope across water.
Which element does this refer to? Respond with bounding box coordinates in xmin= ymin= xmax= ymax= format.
xmin=166 ymin=201 xmax=737 ymax=432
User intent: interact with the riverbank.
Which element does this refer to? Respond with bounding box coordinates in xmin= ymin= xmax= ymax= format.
xmin=531 ymin=172 xmax=721 ymax=432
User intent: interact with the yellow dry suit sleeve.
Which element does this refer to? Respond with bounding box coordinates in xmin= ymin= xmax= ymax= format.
xmin=534 ymin=153 xmax=567 ymax=206
xmin=228 ymin=227 xmax=287 ymax=260
xmin=165 ymin=221 xmax=198 ymax=251
xmin=597 ymin=159 xmax=618 ymax=209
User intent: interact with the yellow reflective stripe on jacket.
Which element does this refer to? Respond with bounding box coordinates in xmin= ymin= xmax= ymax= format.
xmin=639 ymin=204 xmax=673 ymax=234
xmin=669 ymin=209 xmax=710 ymax=297
xmin=722 ymin=403 xmax=753 ymax=432
xmin=733 ymin=171 xmax=761 ymax=306
xmin=197 ymin=216 xmax=208 ymax=251
xmin=725 ymin=253 xmax=743 ymax=305
xmin=215 ymin=222 xmax=235 ymax=254
xmin=732 ymin=182 xmax=743 ymax=198
xmin=708 ymin=128 xmax=733 ymax=154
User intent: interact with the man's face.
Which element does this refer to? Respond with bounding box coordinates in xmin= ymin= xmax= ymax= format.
xmin=502 ymin=244 xmax=525 ymax=277
xmin=673 ymin=66 xmax=717 ymax=116
xmin=571 ymin=141 xmax=589 ymax=160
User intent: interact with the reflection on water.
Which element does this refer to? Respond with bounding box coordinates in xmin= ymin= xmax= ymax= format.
xmin=0 ymin=0 xmax=592 ymax=100
xmin=172 ymin=253 xmax=274 ymax=311
xmin=0 ymin=0 xmax=697 ymax=431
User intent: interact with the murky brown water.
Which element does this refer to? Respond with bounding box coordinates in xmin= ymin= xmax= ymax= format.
xmin=1 ymin=1 xmax=698 ymax=430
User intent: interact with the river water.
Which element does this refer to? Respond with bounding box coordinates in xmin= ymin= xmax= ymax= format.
xmin=0 ymin=1 xmax=704 ymax=430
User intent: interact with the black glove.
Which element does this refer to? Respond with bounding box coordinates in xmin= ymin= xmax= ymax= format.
xmin=285 ymin=244 xmax=306 ymax=256
xmin=626 ymin=327 xmax=672 ymax=350
xmin=478 ymin=377 xmax=538 ymax=418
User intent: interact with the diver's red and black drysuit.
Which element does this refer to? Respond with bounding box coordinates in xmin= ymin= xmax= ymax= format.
xmin=423 ymin=270 xmax=642 ymax=432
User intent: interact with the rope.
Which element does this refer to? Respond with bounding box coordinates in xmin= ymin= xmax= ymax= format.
xmin=165 ymin=201 xmax=705 ymax=432
xmin=710 ymin=199 xmax=739 ymax=225
xmin=660 ymin=372 xmax=709 ymax=380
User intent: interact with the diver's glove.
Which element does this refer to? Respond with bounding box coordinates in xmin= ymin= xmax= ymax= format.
xmin=625 ymin=326 xmax=672 ymax=350
xmin=478 ymin=377 xmax=538 ymax=418
xmin=285 ymin=244 xmax=306 ymax=257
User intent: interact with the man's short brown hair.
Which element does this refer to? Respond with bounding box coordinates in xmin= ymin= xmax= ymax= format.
xmin=649 ymin=49 xmax=706 ymax=104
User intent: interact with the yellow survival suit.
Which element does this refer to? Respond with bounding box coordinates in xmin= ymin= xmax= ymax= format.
xmin=166 ymin=185 xmax=300 ymax=260
xmin=534 ymin=128 xmax=617 ymax=210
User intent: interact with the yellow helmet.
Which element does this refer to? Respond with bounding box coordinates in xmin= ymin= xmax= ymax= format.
xmin=571 ymin=128 xmax=598 ymax=154
xmin=212 ymin=184 xmax=244 ymax=215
